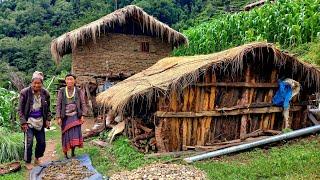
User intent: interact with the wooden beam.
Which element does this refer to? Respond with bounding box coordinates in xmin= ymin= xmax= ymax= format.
xmin=155 ymin=106 xmax=302 ymax=118
xmin=195 ymin=82 xmax=278 ymax=88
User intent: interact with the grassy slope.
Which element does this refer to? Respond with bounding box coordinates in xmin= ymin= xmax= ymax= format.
xmin=2 ymin=128 xmax=320 ymax=179
xmin=196 ymin=135 xmax=320 ymax=179
xmin=61 ymin=134 xmax=320 ymax=179
xmin=286 ymin=38 xmax=320 ymax=66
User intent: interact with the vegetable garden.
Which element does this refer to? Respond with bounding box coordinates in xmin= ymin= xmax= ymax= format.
xmin=174 ymin=0 xmax=320 ymax=58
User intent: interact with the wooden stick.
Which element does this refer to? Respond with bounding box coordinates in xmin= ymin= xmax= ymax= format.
xmin=188 ymin=87 xmax=195 ymax=146
xmin=182 ymin=88 xmax=190 ymax=150
xmin=133 ymin=132 xmax=155 ymax=142
xmin=155 ymin=106 xmax=303 ymax=118
xmin=199 ymin=71 xmax=212 ymax=146
xmin=195 ymin=83 xmax=202 ymax=146
xmin=195 ymin=82 xmax=278 ymax=88
xmin=239 ymin=66 xmax=251 ymax=139
xmin=262 ymin=69 xmax=278 ymax=130
xmin=194 ymin=136 xmax=269 ymax=153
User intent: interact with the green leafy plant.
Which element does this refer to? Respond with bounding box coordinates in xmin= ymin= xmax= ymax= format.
xmin=0 ymin=87 xmax=19 ymax=130
xmin=0 ymin=127 xmax=24 ymax=163
xmin=174 ymin=0 xmax=320 ymax=57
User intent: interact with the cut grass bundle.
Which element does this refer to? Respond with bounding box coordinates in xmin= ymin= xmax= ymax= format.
xmin=0 ymin=127 xmax=24 ymax=163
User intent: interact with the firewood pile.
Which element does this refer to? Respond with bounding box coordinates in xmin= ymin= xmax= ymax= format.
xmin=110 ymin=163 xmax=206 ymax=180
xmin=124 ymin=117 xmax=156 ymax=153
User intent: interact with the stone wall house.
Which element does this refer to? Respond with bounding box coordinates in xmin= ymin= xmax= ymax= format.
xmin=51 ymin=5 xmax=188 ymax=85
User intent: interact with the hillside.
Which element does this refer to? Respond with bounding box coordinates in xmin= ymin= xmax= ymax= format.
xmin=174 ymin=0 xmax=320 ymax=63
xmin=0 ymin=0 xmax=252 ymax=89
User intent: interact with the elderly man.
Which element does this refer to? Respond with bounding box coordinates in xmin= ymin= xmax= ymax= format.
xmin=18 ymin=71 xmax=51 ymax=170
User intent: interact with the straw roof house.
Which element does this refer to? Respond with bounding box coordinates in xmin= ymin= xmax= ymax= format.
xmin=97 ymin=42 xmax=320 ymax=152
xmin=50 ymin=5 xmax=188 ymax=84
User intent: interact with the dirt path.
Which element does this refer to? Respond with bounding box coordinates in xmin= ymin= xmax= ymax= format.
xmin=82 ymin=117 xmax=96 ymax=133
xmin=41 ymin=139 xmax=58 ymax=163
xmin=25 ymin=130 xmax=59 ymax=179
xmin=24 ymin=119 xmax=97 ymax=179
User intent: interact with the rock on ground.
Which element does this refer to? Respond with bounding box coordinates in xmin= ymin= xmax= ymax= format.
xmin=110 ymin=163 xmax=206 ymax=180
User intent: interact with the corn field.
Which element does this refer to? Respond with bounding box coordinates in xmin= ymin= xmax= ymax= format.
xmin=174 ymin=0 xmax=320 ymax=56
xmin=0 ymin=87 xmax=19 ymax=130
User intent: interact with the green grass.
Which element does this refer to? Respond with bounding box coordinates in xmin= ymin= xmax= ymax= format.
xmin=195 ymin=135 xmax=320 ymax=179
xmin=286 ymin=37 xmax=320 ymax=66
xmin=1 ymin=124 xmax=61 ymax=179
xmin=76 ymin=136 xmax=168 ymax=176
xmin=0 ymin=168 xmax=27 ymax=180
xmin=45 ymin=124 xmax=61 ymax=140
xmin=0 ymin=127 xmax=24 ymax=163
xmin=3 ymin=124 xmax=319 ymax=179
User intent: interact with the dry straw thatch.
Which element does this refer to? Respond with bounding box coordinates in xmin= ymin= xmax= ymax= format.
xmin=96 ymin=42 xmax=320 ymax=114
xmin=51 ymin=5 xmax=188 ymax=63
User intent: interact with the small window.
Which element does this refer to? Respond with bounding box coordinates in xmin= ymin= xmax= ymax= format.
xmin=141 ymin=42 xmax=150 ymax=52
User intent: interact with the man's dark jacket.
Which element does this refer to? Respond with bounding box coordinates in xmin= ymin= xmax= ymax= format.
xmin=18 ymin=86 xmax=51 ymax=127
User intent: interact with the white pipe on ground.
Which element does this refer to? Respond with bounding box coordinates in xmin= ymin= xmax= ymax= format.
xmin=184 ymin=125 xmax=320 ymax=163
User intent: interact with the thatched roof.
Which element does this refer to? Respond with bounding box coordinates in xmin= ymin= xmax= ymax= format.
xmin=51 ymin=5 xmax=188 ymax=63
xmin=96 ymin=42 xmax=320 ymax=114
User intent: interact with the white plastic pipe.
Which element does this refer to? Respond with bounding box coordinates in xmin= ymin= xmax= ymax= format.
xmin=184 ymin=125 xmax=320 ymax=163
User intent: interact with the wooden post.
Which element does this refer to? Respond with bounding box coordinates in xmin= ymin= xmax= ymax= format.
xmin=195 ymin=83 xmax=202 ymax=145
xmin=262 ymin=69 xmax=277 ymax=130
xmin=187 ymin=87 xmax=195 ymax=146
xmin=169 ymin=90 xmax=180 ymax=151
xmin=239 ymin=66 xmax=251 ymax=139
xmin=208 ymin=73 xmax=216 ymax=143
xmin=182 ymin=88 xmax=190 ymax=150
xmin=199 ymin=71 xmax=212 ymax=146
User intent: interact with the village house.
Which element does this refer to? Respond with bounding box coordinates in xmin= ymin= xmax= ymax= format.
xmin=50 ymin=5 xmax=188 ymax=117
xmin=97 ymin=42 xmax=320 ymax=152
xmin=51 ymin=5 xmax=188 ymax=86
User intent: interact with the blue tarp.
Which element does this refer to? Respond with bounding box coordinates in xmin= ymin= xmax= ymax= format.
xmin=272 ymin=80 xmax=293 ymax=110
xmin=30 ymin=154 xmax=103 ymax=180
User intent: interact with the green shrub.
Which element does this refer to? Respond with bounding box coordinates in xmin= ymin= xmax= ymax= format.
xmin=0 ymin=87 xmax=19 ymax=130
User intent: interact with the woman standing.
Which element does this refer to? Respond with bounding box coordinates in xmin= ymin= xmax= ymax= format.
xmin=56 ymin=74 xmax=87 ymax=158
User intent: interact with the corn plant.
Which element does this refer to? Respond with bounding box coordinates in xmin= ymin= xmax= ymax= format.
xmin=174 ymin=0 xmax=320 ymax=56
xmin=0 ymin=87 xmax=19 ymax=130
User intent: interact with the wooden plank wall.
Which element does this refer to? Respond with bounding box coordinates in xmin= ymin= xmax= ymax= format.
xmin=155 ymin=64 xmax=307 ymax=152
